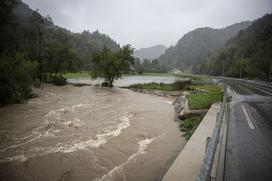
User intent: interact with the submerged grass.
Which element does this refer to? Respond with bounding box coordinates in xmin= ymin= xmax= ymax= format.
xmin=123 ymin=72 xmax=175 ymax=77
xmin=124 ymin=80 xmax=191 ymax=91
xmin=179 ymin=114 xmax=203 ymax=140
xmin=187 ymin=84 xmax=223 ymax=110
xmin=63 ymin=71 xmax=90 ymax=79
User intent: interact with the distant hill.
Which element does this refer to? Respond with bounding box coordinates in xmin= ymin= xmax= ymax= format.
xmin=195 ymin=14 xmax=272 ymax=81
xmin=158 ymin=22 xmax=251 ymax=71
xmin=134 ymin=45 xmax=167 ymax=60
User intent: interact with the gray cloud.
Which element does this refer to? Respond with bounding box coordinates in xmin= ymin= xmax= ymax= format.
xmin=22 ymin=0 xmax=272 ymax=49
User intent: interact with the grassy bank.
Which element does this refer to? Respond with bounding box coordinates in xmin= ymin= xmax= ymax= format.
xmin=187 ymin=84 xmax=223 ymax=110
xmin=63 ymin=71 xmax=90 ymax=79
xmin=123 ymin=80 xmax=191 ymax=91
xmin=174 ymin=73 xmax=211 ymax=80
xmin=179 ymin=114 xmax=204 ymax=140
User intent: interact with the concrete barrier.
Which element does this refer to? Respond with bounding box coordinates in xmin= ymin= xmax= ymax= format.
xmin=162 ymin=103 xmax=220 ymax=181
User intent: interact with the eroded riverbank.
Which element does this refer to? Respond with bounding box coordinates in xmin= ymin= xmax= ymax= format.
xmin=0 ymin=84 xmax=186 ymax=181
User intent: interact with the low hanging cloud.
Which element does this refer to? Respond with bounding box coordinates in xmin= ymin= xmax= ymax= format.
xmin=23 ymin=0 xmax=272 ymax=49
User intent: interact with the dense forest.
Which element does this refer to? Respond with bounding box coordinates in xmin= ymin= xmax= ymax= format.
xmin=0 ymin=0 xmax=121 ymax=104
xmin=158 ymin=22 xmax=251 ymax=72
xmin=194 ymin=14 xmax=272 ymax=81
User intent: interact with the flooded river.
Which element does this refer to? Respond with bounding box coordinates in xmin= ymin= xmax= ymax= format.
xmin=67 ymin=75 xmax=185 ymax=87
xmin=0 ymin=79 xmax=186 ymax=180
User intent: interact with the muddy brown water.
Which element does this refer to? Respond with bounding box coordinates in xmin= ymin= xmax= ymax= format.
xmin=0 ymin=84 xmax=186 ymax=181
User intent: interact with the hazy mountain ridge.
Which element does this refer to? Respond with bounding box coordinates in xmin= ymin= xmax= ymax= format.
xmin=158 ymin=21 xmax=251 ymax=71
xmin=134 ymin=45 xmax=167 ymax=60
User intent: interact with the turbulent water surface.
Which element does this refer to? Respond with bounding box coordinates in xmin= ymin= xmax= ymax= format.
xmin=0 ymin=84 xmax=185 ymax=181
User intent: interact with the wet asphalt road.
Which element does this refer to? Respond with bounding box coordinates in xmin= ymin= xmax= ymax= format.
xmin=223 ymin=79 xmax=272 ymax=181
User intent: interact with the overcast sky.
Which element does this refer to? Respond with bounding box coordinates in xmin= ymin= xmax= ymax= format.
xmin=22 ymin=0 xmax=272 ymax=49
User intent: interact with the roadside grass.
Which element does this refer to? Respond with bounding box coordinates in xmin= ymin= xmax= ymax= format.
xmin=187 ymin=84 xmax=223 ymax=110
xmin=63 ymin=71 xmax=90 ymax=79
xmin=123 ymin=80 xmax=191 ymax=91
xmin=179 ymin=114 xmax=204 ymax=140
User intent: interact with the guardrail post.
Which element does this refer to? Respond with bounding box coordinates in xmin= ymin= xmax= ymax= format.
xmin=196 ymin=82 xmax=227 ymax=181
xmin=205 ymin=137 xmax=211 ymax=153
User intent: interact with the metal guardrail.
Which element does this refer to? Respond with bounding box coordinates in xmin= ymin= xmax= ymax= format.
xmin=196 ymin=81 xmax=228 ymax=181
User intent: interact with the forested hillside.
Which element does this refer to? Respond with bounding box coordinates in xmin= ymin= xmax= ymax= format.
xmin=158 ymin=22 xmax=251 ymax=71
xmin=134 ymin=45 xmax=166 ymax=60
xmin=0 ymin=0 xmax=120 ymax=104
xmin=193 ymin=14 xmax=272 ymax=81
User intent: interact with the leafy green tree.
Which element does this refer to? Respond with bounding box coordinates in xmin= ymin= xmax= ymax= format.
xmin=44 ymin=28 xmax=80 ymax=82
xmin=91 ymin=45 xmax=134 ymax=87
xmin=0 ymin=53 xmax=37 ymax=104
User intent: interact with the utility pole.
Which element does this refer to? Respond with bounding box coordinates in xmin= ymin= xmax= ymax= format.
xmin=239 ymin=54 xmax=243 ymax=79
xmin=269 ymin=59 xmax=272 ymax=82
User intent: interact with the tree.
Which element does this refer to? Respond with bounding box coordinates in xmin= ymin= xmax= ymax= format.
xmin=91 ymin=45 xmax=134 ymax=87
xmin=0 ymin=53 xmax=37 ymax=104
xmin=0 ymin=0 xmax=18 ymax=53
xmin=44 ymin=28 xmax=80 ymax=82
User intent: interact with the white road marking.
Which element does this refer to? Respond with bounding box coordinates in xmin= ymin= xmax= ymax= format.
xmin=241 ymin=104 xmax=255 ymax=130
xmin=251 ymin=86 xmax=272 ymax=96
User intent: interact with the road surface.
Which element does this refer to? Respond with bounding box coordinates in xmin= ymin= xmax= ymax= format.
xmin=223 ymin=79 xmax=272 ymax=181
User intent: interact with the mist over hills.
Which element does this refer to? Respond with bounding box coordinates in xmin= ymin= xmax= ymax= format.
xmin=134 ymin=45 xmax=167 ymax=60
xmin=158 ymin=21 xmax=251 ymax=71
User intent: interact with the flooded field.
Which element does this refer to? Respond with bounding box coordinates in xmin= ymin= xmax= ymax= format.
xmin=67 ymin=75 xmax=185 ymax=87
xmin=0 ymin=83 xmax=186 ymax=181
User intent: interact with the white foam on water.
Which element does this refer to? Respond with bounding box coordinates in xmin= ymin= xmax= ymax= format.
xmin=54 ymin=112 xmax=134 ymax=153
xmin=0 ymin=127 xmax=52 ymax=153
xmin=0 ymin=155 xmax=27 ymax=163
xmin=0 ymin=111 xmax=134 ymax=162
xmin=165 ymin=101 xmax=173 ymax=105
xmin=97 ymin=138 xmax=154 ymax=181
xmin=0 ymin=104 xmax=90 ymax=161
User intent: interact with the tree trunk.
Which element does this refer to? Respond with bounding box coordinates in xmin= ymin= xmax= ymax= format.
xmin=109 ymin=78 xmax=114 ymax=87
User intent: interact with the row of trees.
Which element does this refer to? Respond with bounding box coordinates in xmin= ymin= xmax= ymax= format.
xmin=0 ymin=0 xmax=36 ymax=104
xmin=133 ymin=58 xmax=167 ymax=74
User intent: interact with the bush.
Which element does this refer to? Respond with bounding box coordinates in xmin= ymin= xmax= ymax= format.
xmin=179 ymin=114 xmax=203 ymax=140
xmin=173 ymin=80 xmax=191 ymax=90
xmin=52 ymin=75 xmax=67 ymax=86
xmin=0 ymin=53 xmax=37 ymax=105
